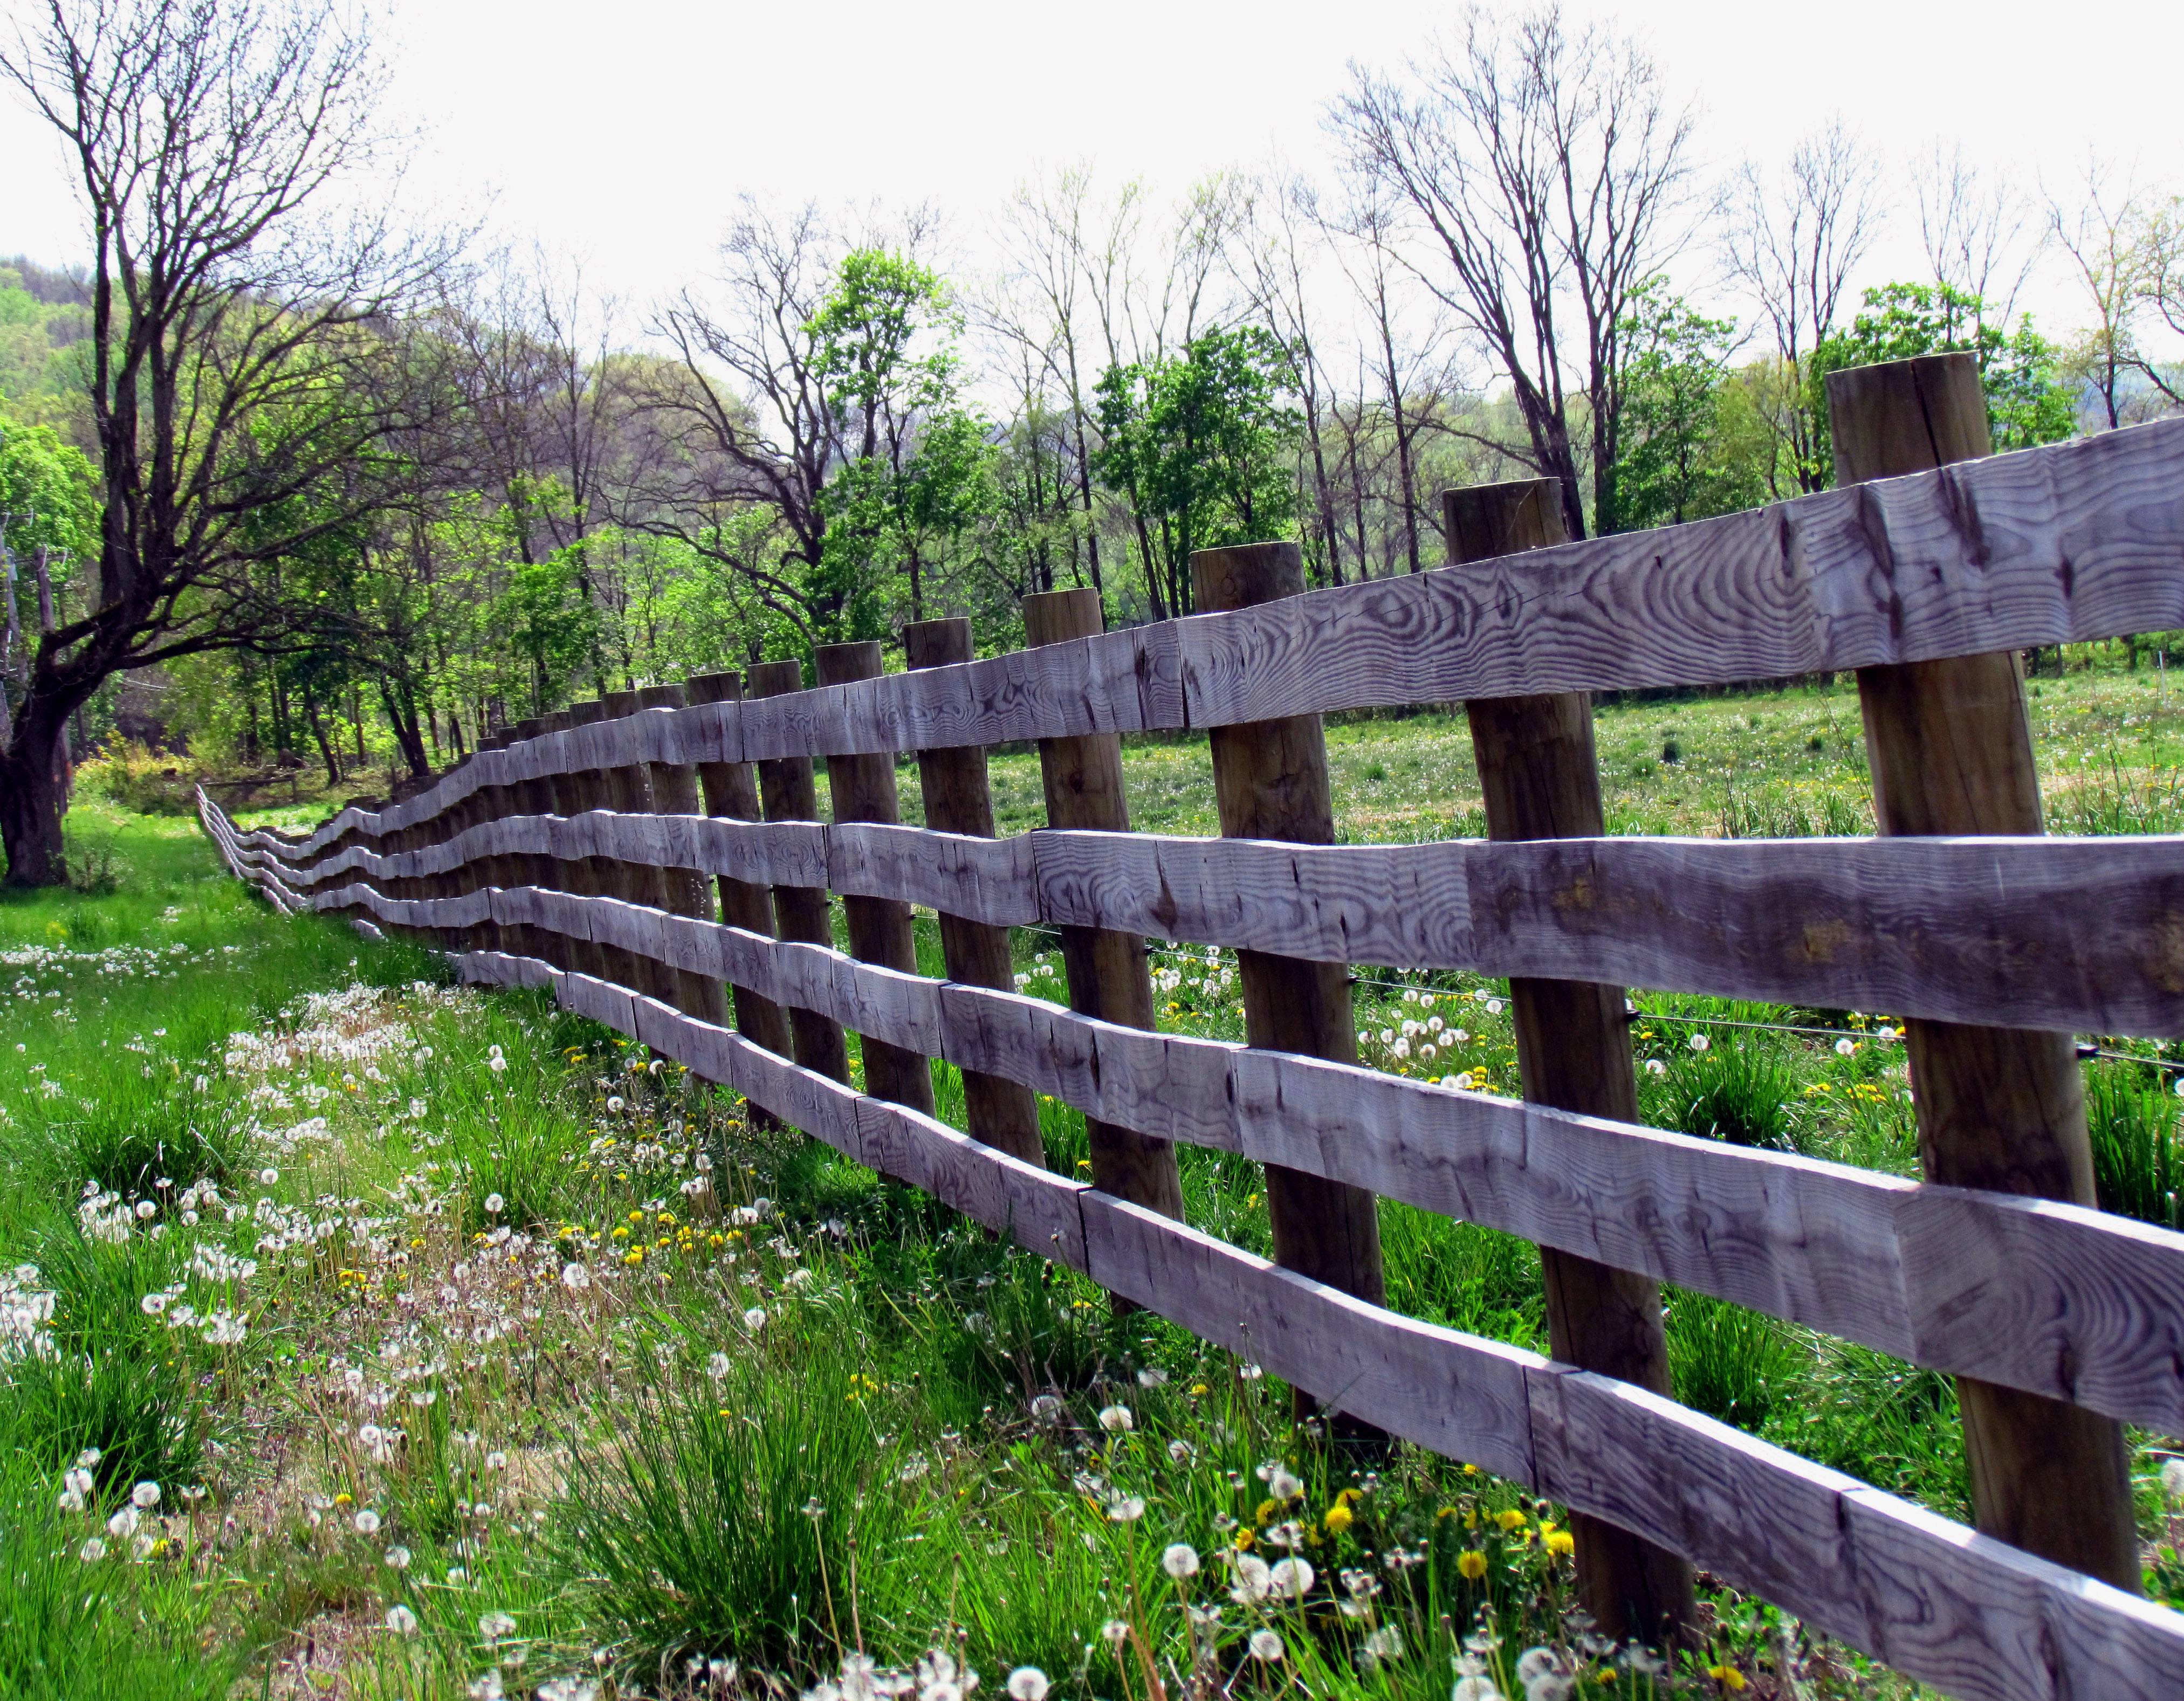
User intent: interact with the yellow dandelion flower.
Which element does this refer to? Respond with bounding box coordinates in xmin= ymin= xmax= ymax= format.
xmin=1706 ymin=1666 xmax=1746 ymax=1692
xmin=1323 ymin=1503 xmax=1354 ymax=1535
xmin=611 ymin=1227 xmax=629 ymax=1241
xmin=333 ymin=1492 xmax=353 ymax=1506
xmin=624 ymin=1249 xmax=643 ymax=1266
xmin=1545 ymin=1529 xmax=1575 ymax=1557
xmin=1233 ymin=1528 xmax=1254 ymax=1551
xmin=1189 ymin=1382 xmax=1208 ymax=1396
xmin=1496 ymin=1507 xmax=1527 ymax=1532
xmin=1255 ymin=1498 xmax=1280 ymax=1526
xmin=1457 ymin=1549 xmax=1488 ymax=1580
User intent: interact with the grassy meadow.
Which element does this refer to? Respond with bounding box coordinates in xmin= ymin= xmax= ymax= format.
xmin=6 ymin=651 xmax=2184 ymax=1699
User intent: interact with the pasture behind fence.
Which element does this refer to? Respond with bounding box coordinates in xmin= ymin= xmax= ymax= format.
xmin=201 ymin=356 xmax=2184 ymax=1701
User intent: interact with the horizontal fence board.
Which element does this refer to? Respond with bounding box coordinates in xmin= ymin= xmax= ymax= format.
xmin=828 ymin=822 xmax=1042 ymax=925
xmin=1842 ymin=1487 xmax=2184 ymax=1701
xmin=1527 ymin=1367 xmax=1875 ymax=1647
xmin=936 ymin=980 xmax=1245 ymax=1155
xmin=1176 ymin=418 xmax=2184 ymax=729
xmin=856 ymin=1098 xmax=1091 ymax=1271
xmin=1894 ymin=1186 xmax=2184 ymax=1431
xmin=267 ymin=810 xmax=2184 ymax=1039
xmin=1034 ymin=829 xmax=2184 ymax=1037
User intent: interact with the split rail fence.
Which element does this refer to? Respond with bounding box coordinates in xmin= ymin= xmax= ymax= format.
xmin=201 ymin=358 xmax=2184 ymax=1700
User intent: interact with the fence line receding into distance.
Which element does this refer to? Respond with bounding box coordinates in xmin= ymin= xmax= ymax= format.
xmin=200 ymin=367 xmax=2184 ymax=1701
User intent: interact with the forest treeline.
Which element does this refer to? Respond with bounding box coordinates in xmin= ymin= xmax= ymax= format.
xmin=0 ymin=0 xmax=2181 ymax=867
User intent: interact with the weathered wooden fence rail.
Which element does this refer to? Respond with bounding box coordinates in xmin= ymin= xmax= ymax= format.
xmin=200 ymin=368 xmax=2184 ymax=1701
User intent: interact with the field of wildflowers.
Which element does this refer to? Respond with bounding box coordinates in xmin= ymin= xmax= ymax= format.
xmin=8 ymin=655 xmax=2184 ymax=1699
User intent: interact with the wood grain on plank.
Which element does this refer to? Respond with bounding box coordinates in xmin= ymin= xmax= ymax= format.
xmin=1173 ymin=417 xmax=2184 ymax=731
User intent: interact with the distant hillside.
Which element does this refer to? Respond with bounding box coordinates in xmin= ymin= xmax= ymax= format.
xmin=0 ymin=255 xmax=93 ymax=446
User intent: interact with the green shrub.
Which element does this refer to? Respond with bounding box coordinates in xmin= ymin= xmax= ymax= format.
xmin=73 ymin=742 xmax=198 ymax=818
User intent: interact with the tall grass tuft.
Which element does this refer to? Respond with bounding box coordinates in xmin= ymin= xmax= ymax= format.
xmin=1666 ymin=1290 xmax=1795 ymax=1429
xmin=1718 ymin=784 xmax=1871 ymax=838
xmin=6 ymin=1230 xmax=206 ymax=1492
xmin=557 ymin=1332 xmax=923 ymax=1676
xmin=2085 ymin=1060 xmax=2184 ymax=1229
xmin=1643 ymin=1041 xmax=1803 ymax=1152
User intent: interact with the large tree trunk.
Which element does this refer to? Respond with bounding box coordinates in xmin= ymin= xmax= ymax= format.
xmin=0 ymin=712 xmax=72 ymax=887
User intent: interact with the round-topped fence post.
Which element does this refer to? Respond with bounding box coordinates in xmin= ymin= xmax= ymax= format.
xmin=814 ymin=641 xmax=936 ymax=1114
xmin=745 ymin=659 xmax=851 ymax=1085
xmin=1447 ymin=477 xmax=1698 ymax=1647
xmin=1829 ymin=350 xmax=2139 ymax=1590
xmin=1192 ymin=541 xmax=1385 ymax=1427
xmin=904 ymin=616 xmax=1046 ymax=1167
xmin=1021 ymin=588 xmax=1185 ymax=1230
xmin=600 ymin=688 xmax=683 ymax=1006
xmin=686 ymin=669 xmax=793 ymax=1126
xmin=635 ymin=681 xmax=732 ymax=1030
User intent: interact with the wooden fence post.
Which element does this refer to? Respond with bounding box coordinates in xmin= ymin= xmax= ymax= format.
xmin=1447 ymin=478 xmax=1698 ymax=1645
xmin=813 ymin=641 xmax=937 ymax=1113
xmin=1828 ymin=352 xmax=2140 ymax=1590
xmin=685 ymin=670 xmax=794 ymax=1124
xmin=1191 ymin=542 xmax=1385 ymax=1408
xmin=503 ymin=720 xmax=559 ymax=967
xmin=600 ymin=689 xmax=683 ymax=1005
xmin=904 ymin=617 xmax=1047 ymax=1167
xmin=746 ymin=659 xmax=851 ymax=1085
xmin=565 ymin=700 xmax=649 ymax=993
xmin=457 ymin=736 xmax=505 ymax=955
xmin=1021 ymin=589 xmax=1185 ymax=1221
xmin=530 ymin=710 xmax=606 ymax=982
xmin=635 ymin=682 xmax=732 ymax=1030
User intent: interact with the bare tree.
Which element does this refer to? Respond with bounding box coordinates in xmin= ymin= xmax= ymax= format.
xmin=2138 ymin=192 xmax=2184 ymax=408
xmin=2048 ymin=157 xmax=2156 ymax=431
xmin=1231 ymin=168 xmax=1347 ymax=581
xmin=0 ymin=0 xmax=453 ymax=883
xmin=986 ymin=163 xmax=1109 ymax=594
xmin=635 ymin=199 xmax=846 ymax=643
xmin=1915 ymin=141 xmax=2039 ymax=335
xmin=1335 ymin=2 xmax=1693 ymax=539
xmin=1722 ymin=118 xmax=1884 ymax=493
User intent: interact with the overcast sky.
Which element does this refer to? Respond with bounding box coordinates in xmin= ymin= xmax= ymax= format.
xmin=4 ymin=0 xmax=2181 ymax=341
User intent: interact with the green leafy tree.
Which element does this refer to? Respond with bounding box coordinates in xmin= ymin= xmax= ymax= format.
xmin=807 ymin=249 xmax=991 ymax=641
xmin=1612 ymin=286 xmax=1763 ymax=532
xmin=1094 ymin=326 xmax=1300 ymax=618
xmin=1807 ymin=283 xmax=2076 ymax=472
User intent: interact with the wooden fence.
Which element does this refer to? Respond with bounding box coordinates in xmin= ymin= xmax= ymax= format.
xmin=199 ymin=358 xmax=2184 ymax=1700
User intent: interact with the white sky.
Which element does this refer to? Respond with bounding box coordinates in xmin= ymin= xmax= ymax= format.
xmin=4 ymin=0 xmax=2182 ymax=348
